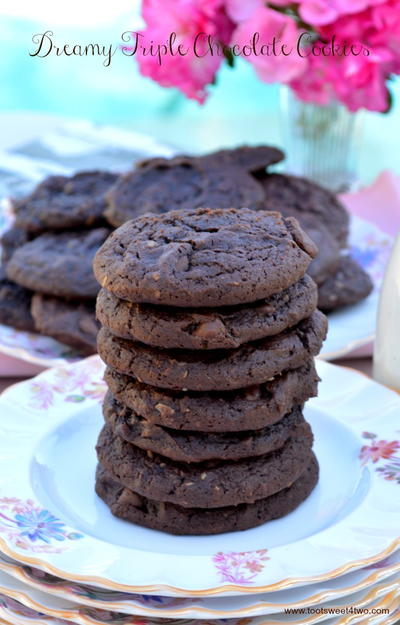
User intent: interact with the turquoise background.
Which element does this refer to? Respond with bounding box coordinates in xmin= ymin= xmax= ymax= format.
xmin=1 ymin=8 xmax=400 ymax=184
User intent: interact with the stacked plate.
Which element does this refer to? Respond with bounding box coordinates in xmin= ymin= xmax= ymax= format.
xmin=0 ymin=355 xmax=398 ymax=625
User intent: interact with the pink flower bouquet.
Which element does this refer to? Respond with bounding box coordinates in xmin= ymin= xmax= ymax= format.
xmin=132 ymin=0 xmax=400 ymax=111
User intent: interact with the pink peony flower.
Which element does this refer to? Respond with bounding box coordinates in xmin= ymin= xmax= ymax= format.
xmin=232 ymin=5 xmax=306 ymax=83
xmin=289 ymin=50 xmax=337 ymax=105
xmin=135 ymin=0 xmax=234 ymax=103
xmin=298 ymin=0 xmax=340 ymax=26
xmin=225 ymin=0 xmax=263 ymax=23
xmin=290 ymin=34 xmax=392 ymax=111
xmin=297 ymin=0 xmax=389 ymax=26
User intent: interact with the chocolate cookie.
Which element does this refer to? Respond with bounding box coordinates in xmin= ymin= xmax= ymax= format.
xmin=1 ymin=226 xmax=29 ymax=264
xmin=294 ymin=216 xmax=341 ymax=285
xmin=12 ymin=171 xmax=118 ymax=233
xmin=258 ymin=173 xmax=349 ymax=246
xmin=318 ymin=256 xmax=374 ymax=312
xmin=103 ymin=391 xmax=306 ymax=463
xmin=96 ymin=421 xmax=314 ymax=508
xmin=104 ymin=158 xmax=265 ymax=227
xmin=6 ymin=228 xmax=110 ymax=299
xmin=31 ymin=294 xmax=98 ymax=355
xmin=95 ymin=455 xmax=319 ymax=535
xmin=197 ymin=145 xmax=284 ymax=173
xmin=96 ymin=275 xmax=317 ymax=350
xmin=97 ymin=311 xmax=327 ymax=391
xmin=94 ymin=207 xmax=317 ymax=308
xmin=104 ymin=361 xmax=319 ymax=432
xmin=0 ymin=269 xmax=35 ymax=332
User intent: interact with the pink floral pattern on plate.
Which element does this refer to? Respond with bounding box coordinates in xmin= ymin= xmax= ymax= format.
xmin=0 ymin=498 xmax=83 ymax=554
xmin=212 ymin=550 xmax=269 ymax=584
xmin=360 ymin=432 xmax=400 ymax=484
xmin=28 ymin=358 xmax=106 ymax=410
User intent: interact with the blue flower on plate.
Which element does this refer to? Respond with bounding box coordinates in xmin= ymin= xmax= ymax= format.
xmin=15 ymin=509 xmax=67 ymax=543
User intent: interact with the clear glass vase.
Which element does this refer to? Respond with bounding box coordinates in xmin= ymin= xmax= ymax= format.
xmin=280 ymin=87 xmax=363 ymax=192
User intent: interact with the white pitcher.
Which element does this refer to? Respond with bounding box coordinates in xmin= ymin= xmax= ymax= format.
xmin=373 ymin=231 xmax=400 ymax=390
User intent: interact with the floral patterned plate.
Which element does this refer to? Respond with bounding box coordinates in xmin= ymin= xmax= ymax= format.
xmin=0 ymin=547 xmax=399 ymax=618
xmin=0 ymin=357 xmax=399 ymax=600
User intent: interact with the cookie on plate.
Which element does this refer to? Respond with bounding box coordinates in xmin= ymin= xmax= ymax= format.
xmin=104 ymin=158 xmax=265 ymax=227
xmin=97 ymin=311 xmax=327 ymax=391
xmin=318 ymin=256 xmax=374 ymax=312
xmin=258 ymin=173 xmax=350 ymax=246
xmin=1 ymin=226 xmax=29 ymax=265
xmin=12 ymin=171 xmax=118 ymax=233
xmin=103 ymin=390 xmax=306 ymax=463
xmin=31 ymin=294 xmax=99 ymax=355
xmin=104 ymin=361 xmax=319 ymax=432
xmin=94 ymin=207 xmax=317 ymax=308
xmin=0 ymin=268 xmax=35 ymax=332
xmin=96 ymin=275 xmax=318 ymax=350
xmin=7 ymin=228 xmax=110 ymax=299
xmin=96 ymin=421 xmax=314 ymax=508
xmin=95 ymin=454 xmax=319 ymax=535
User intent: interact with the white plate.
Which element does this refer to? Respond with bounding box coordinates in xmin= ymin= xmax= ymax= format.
xmin=0 ymin=583 xmax=400 ymax=625
xmin=0 ymin=357 xmax=399 ymax=598
xmin=0 ymin=549 xmax=398 ymax=619
xmin=0 ymin=563 xmax=398 ymax=623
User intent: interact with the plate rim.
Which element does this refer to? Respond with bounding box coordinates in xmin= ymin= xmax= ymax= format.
xmin=0 ymin=579 xmax=398 ymax=625
xmin=0 ymin=554 xmax=399 ymax=619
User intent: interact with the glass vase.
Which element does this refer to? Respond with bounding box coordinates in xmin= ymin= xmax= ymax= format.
xmin=280 ymin=87 xmax=362 ymax=192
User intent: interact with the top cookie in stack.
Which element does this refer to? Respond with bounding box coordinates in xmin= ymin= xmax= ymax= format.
xmin=94 ymin=207 xmax=327 ymax=535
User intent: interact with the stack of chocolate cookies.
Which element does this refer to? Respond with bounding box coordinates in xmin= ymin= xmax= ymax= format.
xmin=0 ymin=172 xmax=117 ymax=353
xmin=93 ymin=207 xmax=327 ymax=535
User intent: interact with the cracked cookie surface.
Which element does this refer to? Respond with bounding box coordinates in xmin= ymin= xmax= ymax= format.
xmin=95 ymin=454 xmax=318 ymax=535
xmin=96 ymin=421 xmax=314 ymax=508
xmin=94 ymin=207 xmax=318 ymax=308
xmin=97 ymin=311 xmax=327 ymax=391
xmin=104 ymin=361 xmax=319 ymax=432
xmin=96 ymin=275 xmax=317 ymax=350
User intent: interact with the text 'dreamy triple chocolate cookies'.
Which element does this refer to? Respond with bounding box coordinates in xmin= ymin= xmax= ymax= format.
xmin=94 ymin=207 xmax=327 ymax=535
